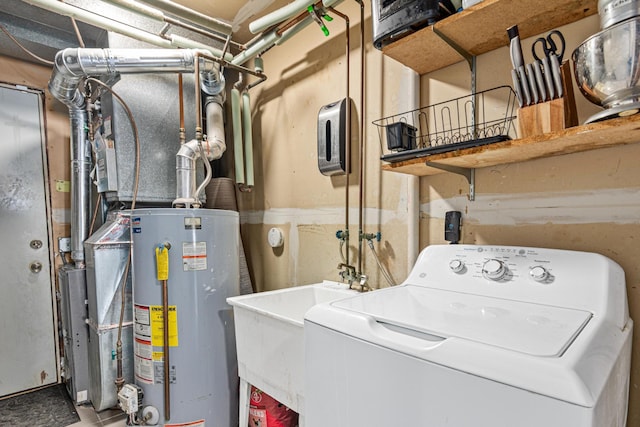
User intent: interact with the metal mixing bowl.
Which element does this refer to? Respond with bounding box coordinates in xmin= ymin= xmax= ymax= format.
xmin=572 ymin=16 xmax=640 ymax=109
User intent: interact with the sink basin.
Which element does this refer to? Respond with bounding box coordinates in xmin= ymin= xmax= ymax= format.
xmin=227 ymin=281 xmax=355 ymax=416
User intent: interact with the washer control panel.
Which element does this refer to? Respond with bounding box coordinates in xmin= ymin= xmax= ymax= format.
xmin=437 ymin=246 xmax=556 ymax=285
xmin=408 ymin=244 xmax=623 ymax=321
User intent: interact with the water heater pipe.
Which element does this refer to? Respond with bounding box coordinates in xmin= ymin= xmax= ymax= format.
xmin=241 ymin=91 xmax=255 ymax=188
xmin=174 ymin=97 xmax=225 ymax=207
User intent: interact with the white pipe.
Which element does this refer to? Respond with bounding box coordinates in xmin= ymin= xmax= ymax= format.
xmin=231 ymin=29 xmax=280 ymax=66
xmin=23 ymin=0 xmax=175 ymax=48
xmin=136 ymin=0 xmax=232 ymax=35
xmin=275 ymin=15 xmax=314 ymax=45
xmin=22 ymin=0 xmax=229 ymax=60
xmin=169 ymin=34 xmax=233 ymax=62
xmin=205 ymin=98 xmax=227 ymax=161
xmin=231 ymin=88 xmax=245 ymax=184
xmin=241 ymin=92 xmax=254 ymax=188
xmin=407 ymin=68 xmax=420 ymax=272
xmin=322 ymin=0 xmax=344 ymax=6
xmin=249 ymin=0 xmax=315 ymax=34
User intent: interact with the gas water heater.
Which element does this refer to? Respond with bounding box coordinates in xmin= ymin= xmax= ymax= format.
xmin=130 ymin=208 xmax=240 ymax=426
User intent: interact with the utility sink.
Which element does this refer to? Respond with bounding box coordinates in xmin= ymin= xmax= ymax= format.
xmin=227 ymin=281 xmax=356 ymax=420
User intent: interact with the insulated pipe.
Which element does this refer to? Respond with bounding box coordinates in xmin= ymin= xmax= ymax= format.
xmin=22 ymin=0 xmax=230 ymax=60
xmin=241 ymin=92 xmax=255 ymax=188
xmin=69 ymin=106 xmax=91 ymax=265
xmin=231 ymin=88 xmax=245 ymax=184
xmin=275 ymin=15 xmax=315 ymax=46
xmin=136 ymin=0 xmax=233 ymax=36
xmin=106 ymin=0 xmax=242 ymax=49
xmin=249 ymin=0 xmax=316 ymax=34
xmin=231 ymin=29 xmax=280 ymax=66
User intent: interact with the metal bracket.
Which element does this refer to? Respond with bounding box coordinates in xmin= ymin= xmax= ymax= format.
xmin=425 ymin=162 xmax=475 ymax=201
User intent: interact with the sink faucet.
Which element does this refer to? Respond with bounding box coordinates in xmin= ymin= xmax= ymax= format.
xmin=338 ymin=263 xmax=370 ymax=291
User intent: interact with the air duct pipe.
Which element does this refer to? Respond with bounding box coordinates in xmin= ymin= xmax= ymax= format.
xmin=49 ymin=47 xmax=222 ymax=260
xmin=174 ymin=96 xmax=226 ymax=207
xmin=69 ymin=106 xmax=91 ymax=265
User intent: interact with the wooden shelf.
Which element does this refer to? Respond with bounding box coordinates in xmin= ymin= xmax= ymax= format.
xmin=381 ymin=114 xmax=640 ymax=176
xmin=382 ymin=0 xmax=597 ymax=75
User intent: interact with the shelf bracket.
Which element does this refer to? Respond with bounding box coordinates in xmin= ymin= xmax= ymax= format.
xmin=432 ymin=26 xmax=477 ymax=125
xmin=425 ymin=162 xmax=476 ymax=201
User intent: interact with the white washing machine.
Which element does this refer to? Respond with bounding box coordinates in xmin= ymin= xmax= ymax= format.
xmin=304 ymin=245 xmax=633 ymax=427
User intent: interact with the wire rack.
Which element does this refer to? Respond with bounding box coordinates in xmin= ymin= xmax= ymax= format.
xmin=374 ymin=86 xmax=518 ymax=163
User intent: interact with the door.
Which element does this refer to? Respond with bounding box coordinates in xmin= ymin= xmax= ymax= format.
xmin=0 ymin=84 xmax=57 ymax=396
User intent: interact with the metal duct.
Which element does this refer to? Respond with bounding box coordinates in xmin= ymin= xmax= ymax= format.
xmin=48 ymin=47 xmax=220 ymax=262
xmin=69 ymin=107 xmax=91 ymax=264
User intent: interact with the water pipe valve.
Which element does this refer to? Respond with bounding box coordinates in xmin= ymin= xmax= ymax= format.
xmin=336 ymin=230 xmax=349 ymax=241
xmin=363 ymin=232 xmax=382 ymax=242
xmin=308 ymin=5 xmax=332 ymax=36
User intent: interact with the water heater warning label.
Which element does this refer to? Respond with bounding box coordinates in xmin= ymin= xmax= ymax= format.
xmin=182 ymin=241 xmax=207 ymax=271
xmin=134 ymin=304 xmax=179 ymax=385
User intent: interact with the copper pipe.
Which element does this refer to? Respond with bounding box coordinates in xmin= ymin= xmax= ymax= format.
xmin=178 ymin=74 xmax=185 ymax=144
xmin=329 ymin=6 xmax=350 ymax=268
xmin=276 ymin=1 xmax=323 ymax=36
xmin=355 ymin=0 xmax=365 ymax=276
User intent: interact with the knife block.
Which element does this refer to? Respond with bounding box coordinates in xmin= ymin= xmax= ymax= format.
xmin=517 ymin=61 xmax=578 ymax=138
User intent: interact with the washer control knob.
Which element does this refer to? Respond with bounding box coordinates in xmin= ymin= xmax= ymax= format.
xmin=530 ymin=265 xmax=549 ymax=282
xmin=449 ymin=259 xmax=465 ymax=273
xmin=482 ymin=259 xmax=507 ymax=280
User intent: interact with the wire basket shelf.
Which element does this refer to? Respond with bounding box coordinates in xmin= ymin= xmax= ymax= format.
xmin=374 ymin=86 xmax=518 ymax=163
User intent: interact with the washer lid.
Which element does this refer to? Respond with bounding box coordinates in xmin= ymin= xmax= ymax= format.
xmin=330 ymin=285 xmax=592 ymax=357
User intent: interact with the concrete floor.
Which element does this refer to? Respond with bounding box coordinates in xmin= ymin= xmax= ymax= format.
xmin=70 ymin=404 xmax=126 ymax=427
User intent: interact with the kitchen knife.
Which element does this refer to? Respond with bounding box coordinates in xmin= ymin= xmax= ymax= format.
xmin=541 ymin=56 xmax=556 ymax=100
xmin=507 ymin=25 xmax=525 ymax=69
xmin=549 ymin=54 xmax=564 ymax=98
xmin=532 ymin=60 xmax=548 ymax=102
xmin=526 ymin=63 xmax=539 ymax=104
xmin=517 ymin=65 xmax=531 ymax=106
xmin=511 ymin=69 xmax=524 ymax=108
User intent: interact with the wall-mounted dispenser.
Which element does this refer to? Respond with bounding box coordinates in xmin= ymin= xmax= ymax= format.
xmin=317 ymin=98 xmax=348 ymax=176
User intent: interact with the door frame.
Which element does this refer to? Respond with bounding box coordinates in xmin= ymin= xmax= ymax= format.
xmin=0 ymin=82 xmax=60 ymax=390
